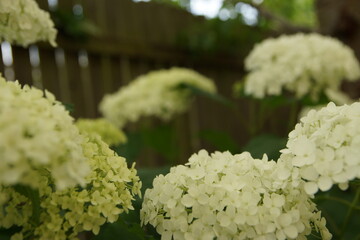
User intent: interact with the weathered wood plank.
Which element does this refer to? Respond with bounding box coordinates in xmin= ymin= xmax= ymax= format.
xmin=39 ymin=48 xmax=62 ymax=98
xmin=12 ymin=47 xmax=33 ymax=86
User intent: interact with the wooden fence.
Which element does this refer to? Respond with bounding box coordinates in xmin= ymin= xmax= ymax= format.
xmin=0 ymin=0 xmax=255 ymax=166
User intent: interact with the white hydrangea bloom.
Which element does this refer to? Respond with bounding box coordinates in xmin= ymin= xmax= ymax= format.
xmin=0 ymin=76 xmax=90 ymax=190
xmin=141 ymin=150 xmax=331 ymax=240
xmin=242 ymin=33 xmax=360 ymax=102
xmin=99 ymin=67 xmax=216 ymax=128
xmin=0 ymin=0 xmax=57 ymax=46
xmin=281 ymin=102 xmax=360 ymax=195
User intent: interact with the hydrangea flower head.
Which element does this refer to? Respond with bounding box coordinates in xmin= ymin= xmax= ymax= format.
xmin=281 ymin=102 xmax=360 ymax=195
xmin=141 ymin=150 xmax=331 ymax=240
xmin=0 ymin=134 xmax=142 ymax=240
xmin=0 ymin=76 xmax=90 ymax=190
xmin=99 ymin=67 xmax=216 ymax=128
xmin=0 ymin=0 xmax=57 ymax=46
xmin=241 ymin=33 xmax=360 ymax=102
xmin=76 ymin=118 xmax=127 ymax=146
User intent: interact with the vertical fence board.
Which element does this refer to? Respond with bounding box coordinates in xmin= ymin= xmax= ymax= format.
xmin=12 ymin=47 xmax=33 ymax=86
xmin=120 ymin=56 xmax=132 ymax=85
xmin=100 ymin=55 xmax=113 ymax=95
xmin=64 ymin=51 xmax=85 ymax=117
xmin=88 ymin=54 xmax=104 ymax=116
xmin=117 ymin=0 xmax=137 ymax=43
xmin=110 ymin=57 xmax=123 ymax=92
xmin=39 ymin=49 xmax=61 ymax=98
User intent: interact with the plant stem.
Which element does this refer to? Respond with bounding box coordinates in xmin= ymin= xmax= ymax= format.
xmin=340 ymin=186 xmax=360 ymax=239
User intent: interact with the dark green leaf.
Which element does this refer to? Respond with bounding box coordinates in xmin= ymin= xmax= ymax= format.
xmin=176 ymin=82 xmax=236 ymax=108
xmin=112 ymin=132 xmax=144 ymax=164
xmin=63 ymin=103 xmax=74 ymax=113
xmin=13 ymin=185 xmax=41 ymax=226
xmin=138 ymin=167 xmax=170 ymax=195
xmin=199 ymin=129 xmax=240 ymax=153
xmin=141 ymin=125 xmax=178 ymax=163
xmin=242 ymin=134 xmax=287 ymax=160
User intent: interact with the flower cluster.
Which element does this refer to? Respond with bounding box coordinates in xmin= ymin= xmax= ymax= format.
xmin=1 ymin=134 xmax=142 ymax=240
xmin=0 ymin=76 xmax=89 ymax=190
xmin=99 ymin=67 xmax=216 ymax=128
xmin=0 ymin=0 xmax=57 ymax=46
xmin=141 ymin=150 xmax=331 ymax=240
xmin=281 ymin=102 xmax=360 ymax=195
xmin=76 ymin=118 xmax=127 ymax=146
xmin=241 ymin=33 xmax=360 ymax=102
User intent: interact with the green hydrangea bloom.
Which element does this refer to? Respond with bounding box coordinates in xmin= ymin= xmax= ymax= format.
xmin=76 ymin=118 xmax=127 ymax=146
xmin=1 ymin=134 xmax=141 ymax=240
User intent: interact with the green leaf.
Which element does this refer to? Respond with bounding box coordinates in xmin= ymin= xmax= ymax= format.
xmin=93 ymin=216 xmax=156 ymax=240
xmin=199 ymin=129 xmax=240 ymax=153
xmin=0 ymin=227 xmax=21 ymax=240
xmin=141 ymin=125 xmax=178 ymax=163
xmin=300 ymin=92 xmax=330 ymax=107
xmin=13 ymin=185 xmax=41 ymax=226
xmin=261 ymin=95 xmax=296 ymax=109
xmin=93 ymin=167 xmax=169 ymax=240
xmin=242 ymin=134 xmax=287 ymax=160
xmin=112 ymin=132 xmax=144 ymax=164
xmin=176 ymin=82 xmax=236 ymax=108
xmin=314 ymin=184 xmax=360 ymax=239
xmin=62 ymin=103 xmax=75 ymax=113
xmin=137 ymin=167 xmax=170 ymax=195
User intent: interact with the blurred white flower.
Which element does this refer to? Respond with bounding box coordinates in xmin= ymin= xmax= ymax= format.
xmin=0 ymin=0 xmax=57 ymax=46
xmin=0 ymin=76 xmax=89 ymax=190
xmin=99 ymin=67 xmax=216 ymax=128
xmin=239 ymin=33 xmax=360 ymax=103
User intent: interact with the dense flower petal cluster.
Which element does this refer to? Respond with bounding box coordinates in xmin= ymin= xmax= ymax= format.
xmin=99 ymin=67 xmax=216 ymax=128
xmin=241 ymin=33 xmax=360 ymax=102
xmin=281 ymin=102 xmax=360 ymax=195
xmin=0 ymin=0 xmax=57 ymax=46
xmin=0 ymin=134 xmax=142 ymax=240
xmin=141 ymin=150 xmax=331 ymax=240
xmin=76 ymin=118 xmax=127 ymax=146
xmin=0 ymin=77 xmax=89 ymax=190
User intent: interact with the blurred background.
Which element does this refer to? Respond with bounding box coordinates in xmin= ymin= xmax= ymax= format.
xmin=1 ymin=0 xmax=360 ymax=168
